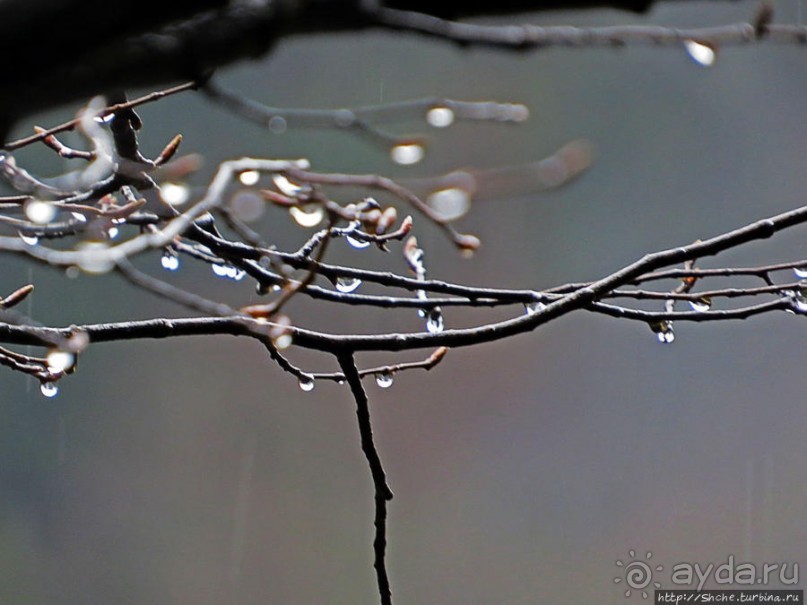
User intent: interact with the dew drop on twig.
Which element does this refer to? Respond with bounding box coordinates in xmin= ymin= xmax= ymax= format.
xmin=273 ymin=174 xmax=305 ymax=197
xmin=376 ymin=372 xmax=394 ymax=389
xmin=298 ymin=376 xmax=315 ymax=392
xmin=390 ymin=143 xmax=425 ymax=166
xmin=684 ymin=39 xmax=717 ymax=66
xmin=46 ymin=350 xmax=74 ymax=373
xmin=76 ymin=242 xmax=114 ymax=274
xmin=335 ymin=277 xmax=362 ymax=293
xmin=18 ymin=231 xmax=38 ymax=246
xmin=161 ymin=253 xmax=180 ymax=271
xmin=426 ymin=107 xmax=455 ymax=128
xmin=160 ymin=182 xmax=190 ymax=206
xmin=345 ymin=221 xmax=372 ymax=249
xmin=794 ymin=267 xmax=807 ymax=279
xmin=289 ymin=205 xmax=324 ymax=228
xmin=238 ymin=170 xmax=260 ymax=186
xmin=40 ymin=382 xmax=59 ymax=398
xmin=212 ymin=264 xmax=230 ymax=277
xmin=426 ymin=308 xmax=444 ymax=334
xmin=25 ymin=200 xmax=57 ymax=224
xmin=524 ymin=301 xmax=546 ymax=315
xmin=426 ymin=187 xmax=471 ymax=221
xmin=688 ymin=297 xmax=712 ymax=312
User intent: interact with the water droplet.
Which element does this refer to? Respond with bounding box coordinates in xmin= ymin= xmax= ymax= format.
xmin=229 ymin=190 xmax=265 ymax=223
xmin=289 ymin=205 xmax=324 ymax=228
xmin=376 ymin=372 xmax=394 ymax=389
xmin=426 ymin=308 xmax=444 ymax=334
xmin=107 ymin=226 xmax=119 ymax=239
xmin=273 ymin=174 xmax=305 ymax=197
xmin=273 ymin=334 xmax=293 ymax=350
xmin=649 ymin=320 xmax=675 ymax=344
xmin=161 ymin=253 xmax=180 ymax=271
xmin=18 ymin=231 xmax=38 ymax=245
xmin=426 ymin=106 xmax=455 ymax=128
xmin=71 ymin=212 xmax=88 ymax=223
xmin=684 ymin=39 xmax=716 ymax=66
xmin=345 ymin=225 xmax=371 ymax=249
xmin=524 ymin=301 xmax=547 ymax=315
xmin=212 ymin=264 xmax=230 ymax=277
xmin=390 ymin=143 xmax=425 ymax=166
xmin=268 ymin=116 xmax=287 ymax=134
xmin=794 ymin=267 xmax=807 ymax=279
xmin=298 ymin=376 xmax=315 ymax=392
xmin=238 ymin=170 xmax=260 ymax=186
xmin=335 ymin=277 xmax=362 ymax=293
xmin=160 ymin=182 xmax=190 ymax=206
xmin=76 ymin=242 xmax=115 ymax=274
xmin=689 ymin=296 xmax=712 ymax=312
xmin=25 ymin=200 xmax=57 ymax=224
xmin=47 ymin=350 xmax=74 ymax=373
xmin=794 ymin=291 xmax=807 ymax=313
xmin=658 ymin=330 xmax=675 ymax=344
xmin=40 ymin=382 xmax=59 ymax=398
xmin=426 ymin=187 xmax=471 ymax=220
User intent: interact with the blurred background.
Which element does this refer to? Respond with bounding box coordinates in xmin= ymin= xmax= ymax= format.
xmin=2 ymin=2 xmax=807 ymax=603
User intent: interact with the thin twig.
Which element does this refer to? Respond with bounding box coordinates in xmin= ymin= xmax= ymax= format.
xmin=337 ymin=351 xmax=394 ymax=605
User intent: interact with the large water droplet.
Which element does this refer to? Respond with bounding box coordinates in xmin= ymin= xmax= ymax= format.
xmin=650 ymin=321 xmax=675 ymax=344
xmin=298 ymin=376 xmax=315 ymax=392
xmin=688 ymin=296 xmax=712 ymax=312
xmin=289 ymin=205 xmax=324 ymax=228
xmin=426 ymin=107 xmax=455 ymax=128
xmin=18 ymin=231 xmax=38 ymax=246
xmin=345 ymin=224 xmax=371 ymax=249
xmin=426 ymin=308 xmax=444 ymax=334
xmin=273 ymin=174 xmax=305 ymax=197
xmin=107 ymin=226 xmax=120 ymax=239
xmin=25 ymin=200 xmax=57 ymax=224
xmin=47 ymin=350 xmax=74 ymax=373
xmin=390 ymin=143 xmax=424 ymax=166
xmin=76 ymin=242 xmax=115 ymax=274
xmin=238 ymin=170 xmax=260 ymax=186
xmin=376 ymin=371 xmax=394 ymax=389
xmin=426 ymin=187 xmax=471 ymax=221
xmin=274 ymin=334 xmax=293 ymax=350
xmin=684 ymin=39 xmax=716 ymax=66
xmin=212 ymin=264 xmax=230 ymax=277
xmin=40 ymin=382 xmax=59 ymax=398
xmin=268 ymin=116 xmax=287 ymax=134
xmin=230 ymin=190 xmax=265 ymax=223
xmin=160 ymin=182 xmax=190 ymax=206
xmin=794 ymin=291 xmax=807 ymax=313
xmin=524 ymin=301 xmax=546 ymax=315
xmin=658 ymin=330 xmax=675 ymax=344
xmin=794 ymin=267 xmax=807 ymax=279
xmin=161 ymin=253 xmax=180 ymax=271
xmin=335 ymin=277 xmax=362 ymax=293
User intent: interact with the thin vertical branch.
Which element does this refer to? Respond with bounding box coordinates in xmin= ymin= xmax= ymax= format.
xmin=337 ymin=351 xmax=394 ymax=605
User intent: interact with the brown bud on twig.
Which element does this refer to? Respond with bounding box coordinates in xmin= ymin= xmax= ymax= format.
xmin=155 ymin=134 xmax=183 ymax=166
xmin=0 ymin=284 xmax=34 ymax=309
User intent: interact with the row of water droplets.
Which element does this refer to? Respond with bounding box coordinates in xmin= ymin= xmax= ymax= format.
xmin=297 ymin=370 xmax=395 ymax=393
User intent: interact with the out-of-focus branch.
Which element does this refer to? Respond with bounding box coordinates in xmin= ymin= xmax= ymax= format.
xmin=1 ymin=0 xmax=801 ymax=140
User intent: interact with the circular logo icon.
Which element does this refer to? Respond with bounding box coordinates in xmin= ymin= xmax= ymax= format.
xmin=614 ymin=550 xmax=663 ymax=599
